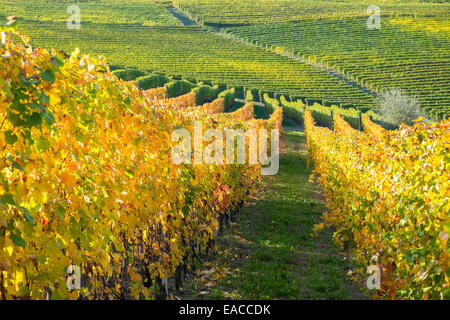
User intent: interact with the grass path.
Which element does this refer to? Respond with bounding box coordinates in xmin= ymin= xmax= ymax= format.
xmin=181 ymin=129 xmax=367 ymax=300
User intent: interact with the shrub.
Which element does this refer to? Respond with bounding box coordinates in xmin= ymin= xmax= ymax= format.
xmin=378 ymin=88 xmax=424 ymax=127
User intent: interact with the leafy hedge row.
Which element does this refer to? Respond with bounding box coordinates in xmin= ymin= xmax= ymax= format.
xmin=279 ymin=95 xmax=304 ymax=124
xmin=165 ymin=79 xmax=197 ymax=98
xmin=111 ymin=69 xmax=146 ymax=81
xmin=263 ymin=94 xmax=385 ymax=130
xmin=192 ymin=84 xmax=221 ymax=105
xmin=0 ymin=32 xmax=266 ymax=299
xmin=218 ymin=88 xmax=235 ymax=111
xmin=117 ymin=69 xmax=233 ymax=108
xmin=136 ymin=74 xmax=171 ymax=90
xmin=305 ymin=110 xmax=449 ymax=299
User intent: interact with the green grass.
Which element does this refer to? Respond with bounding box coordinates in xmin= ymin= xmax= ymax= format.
xmin=182 ymin=130 xmax=367 ymax=300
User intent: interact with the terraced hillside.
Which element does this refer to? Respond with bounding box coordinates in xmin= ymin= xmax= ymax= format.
xmin=2 ymin=0 xmax=449 ymax=117
xmin=10 ymin=19 xmax=376 ymax=109
xmin=0 ymin=0 xmax=181 ymax=26
xmin=224 ymin=17 xmax=450 ymax=119
xmin=173 ymin=0 xmax=450 ymax=26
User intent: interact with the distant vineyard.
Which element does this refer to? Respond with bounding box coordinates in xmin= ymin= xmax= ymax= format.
xmin=224 ymin=17 xmax=450 ymax=119
xmin=173 ymin=0 xmax=450 ymax=26
xmin=0 ymin=0 xmax=181 ymax=26
xmin=10 ymin=20 xmax=376 ymax=109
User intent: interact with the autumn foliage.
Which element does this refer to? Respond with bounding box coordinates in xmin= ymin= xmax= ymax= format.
xmin=189 ymin=97 xmax=225 ymax=115
xmin=0 ymin=32 xmax=271 ymax=299
xmin=305 ymin=110 xmax=449 ymax=299
xmin=165 ymin=91 xmax=197 ymax=109
xmin=229 ymin=102 xmax=254 ymax=122
xmin=142 ymin=86 xmax=167 ymax=101
xmin=362 ymin=114 xmax=386 ymax=137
